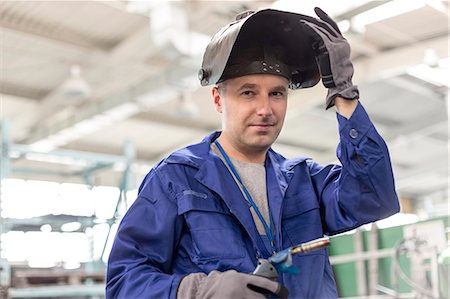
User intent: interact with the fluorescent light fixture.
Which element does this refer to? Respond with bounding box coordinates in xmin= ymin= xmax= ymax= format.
xmin=271 ymin=0 xmax=428 ymax=35
xmin=271 ymin=0 xmax=375 ymax=17
xmin=63 ymin=261 xmax=81 ymax=270
xmin=407 ymin=58 xmax=450 ymax=87
xmin=352 ymin=0 xmax=426 ymax=31
xmin=61 ymin=221 xmax=82 ymax=232
xmin=29 ymin=140 xmax=58 ymax=152
xmin=24 ymin=152 xmax=86 ymax=167
xmin=28 ymin=260 xmax=57 ymax=268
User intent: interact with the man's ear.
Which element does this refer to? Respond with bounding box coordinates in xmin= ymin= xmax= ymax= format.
xmin=212 ymin=87 xmax=223 ymax=113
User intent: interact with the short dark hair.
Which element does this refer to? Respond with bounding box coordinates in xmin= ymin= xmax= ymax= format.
xmin=215 ymin=82 xmax=227 ymax=96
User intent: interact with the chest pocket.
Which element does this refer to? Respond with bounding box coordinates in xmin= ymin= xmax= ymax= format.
xmin=282 ymin=190 xmax=323 ymax=246
xmin=177 ymin=192 xmax=245 ymax=262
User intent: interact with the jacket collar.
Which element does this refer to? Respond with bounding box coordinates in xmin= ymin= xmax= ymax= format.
xmin=165 ymin=132 xmax=310 ymax=253
xmin=165 ymin=131 xmax=310 ymax=197
xmin=165 ymin=131 xmax=309 ymax=171
xmin=164 ymin=131 xmax=219 ymax=168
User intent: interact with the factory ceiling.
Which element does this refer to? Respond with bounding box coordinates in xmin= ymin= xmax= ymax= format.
xmin=1 ymin=0 xmax=449 ymax=216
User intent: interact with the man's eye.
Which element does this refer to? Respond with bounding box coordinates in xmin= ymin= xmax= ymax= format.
xmin=241 ymin=90 xmax=255 ymax=96
xmin=271 ymin=91 xmax=284 ymax=97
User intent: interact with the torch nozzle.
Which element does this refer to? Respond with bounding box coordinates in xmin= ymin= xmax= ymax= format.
xmin=291 ymin=237 xmax=330 ymax=255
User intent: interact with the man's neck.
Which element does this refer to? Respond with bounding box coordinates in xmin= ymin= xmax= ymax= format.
xmin=216 ymin=135 xmax=267 ymax=164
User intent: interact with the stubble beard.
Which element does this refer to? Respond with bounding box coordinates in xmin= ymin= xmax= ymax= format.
xmin=239 ymin=125 xmax=281 ymax=154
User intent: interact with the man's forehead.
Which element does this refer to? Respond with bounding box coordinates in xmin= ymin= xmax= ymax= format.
xmin=227 ymin=74 xmax=289 ymax=88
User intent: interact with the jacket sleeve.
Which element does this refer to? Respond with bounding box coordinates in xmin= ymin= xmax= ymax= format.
xmin=309 ymin=102 xmax=400 ymax=235
xmin=106 ymin=168 xmax=184 ymax=299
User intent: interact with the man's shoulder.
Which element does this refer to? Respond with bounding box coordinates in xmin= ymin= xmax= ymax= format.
xmin=160 ymin=132 xmax=218 ymax=169
xmin=269 ymin=149 xmax=310 ymax=171
xmin=138 ymin=135 xmax=213 ymax=191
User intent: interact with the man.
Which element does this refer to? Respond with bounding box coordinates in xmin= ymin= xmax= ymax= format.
xmin=106 ymin=7 xmax=400 ymax=299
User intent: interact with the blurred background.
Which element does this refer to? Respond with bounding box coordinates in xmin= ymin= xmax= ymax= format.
xmin=0 ymin=0 xmax=448 ymax=298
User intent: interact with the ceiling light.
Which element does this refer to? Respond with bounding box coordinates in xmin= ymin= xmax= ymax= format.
xmin=60 ymin=65 xmax=91 ymax=99
xmin=63 ymin=261 xmax=81 ymax=270
xmin=40 ymin=224 xmax=52 ymax=233
xmin=61 ymin=222 xmax=82 ymax=232
xmin=337 ymin=20 xmax=351 ymax=33
xmin=28 ymin=260 xmax=57 ymax=268
xmin=407 ymin=58 xmax=450 ymax=88
xmin=423 ymin=48 xmax=440 ymax=67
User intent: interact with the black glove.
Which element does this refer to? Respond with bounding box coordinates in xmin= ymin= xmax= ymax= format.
xmin=177 ymin=270 xmax=289 ymax=298
xmin=300 ymin=7 xmax=359 ymax=109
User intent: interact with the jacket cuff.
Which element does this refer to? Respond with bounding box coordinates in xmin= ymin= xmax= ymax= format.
xmin=337 ymin=102 xmax=373 ymax=146
xmin=326 ymin=85 xmax=360 ymax=110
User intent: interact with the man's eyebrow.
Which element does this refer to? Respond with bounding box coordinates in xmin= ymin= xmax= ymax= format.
xmin=237 ymin=83 xmax=259 ymax=91
xmin=271 ymin=85 xmax=288 ymax=92
xmin=236 ymin=83 xmax=288 ymax=92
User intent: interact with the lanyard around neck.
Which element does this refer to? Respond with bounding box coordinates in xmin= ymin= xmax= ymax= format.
xmin=214 ymin=140 xmax=276 ymax=253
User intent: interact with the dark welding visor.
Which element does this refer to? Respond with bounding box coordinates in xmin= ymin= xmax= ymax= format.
xmin=198 ymin=9 xmax=321 ymax=89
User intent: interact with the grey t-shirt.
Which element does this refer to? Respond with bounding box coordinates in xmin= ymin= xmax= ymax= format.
xmin=211 ymin=143 xmax=269 ymax=235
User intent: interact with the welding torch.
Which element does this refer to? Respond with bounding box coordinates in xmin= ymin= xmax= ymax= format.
xmin=253 ymin=236 xmax=330 ymax=279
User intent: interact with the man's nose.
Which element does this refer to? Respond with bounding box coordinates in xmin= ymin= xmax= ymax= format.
xmin=256 ymin=95 xmax=273 ymax=116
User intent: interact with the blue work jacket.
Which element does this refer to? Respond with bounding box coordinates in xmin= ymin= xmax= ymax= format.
xmin=106 ymin=103 xmax=400 ymax=299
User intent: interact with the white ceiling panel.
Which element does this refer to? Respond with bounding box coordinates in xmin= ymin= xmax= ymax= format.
xmin=365 ymin=5 xmax=449 ymax=49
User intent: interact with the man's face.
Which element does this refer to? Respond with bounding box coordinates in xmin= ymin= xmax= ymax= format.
xmin=213 ymin=74 xmax=288 ymax=155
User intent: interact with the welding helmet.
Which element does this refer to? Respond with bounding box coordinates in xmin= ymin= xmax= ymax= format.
xmin=198 ymin=9 xmax=321 ymax=89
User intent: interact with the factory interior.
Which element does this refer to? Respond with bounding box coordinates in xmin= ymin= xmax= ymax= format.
xmin=0 ymin=0 xmax=449 ymax=298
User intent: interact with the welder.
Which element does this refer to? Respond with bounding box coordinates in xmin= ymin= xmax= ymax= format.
xmin=106 ymin=7 xmax=400 ymax=298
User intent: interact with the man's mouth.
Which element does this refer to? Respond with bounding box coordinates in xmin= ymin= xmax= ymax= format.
xmin=249 ymin=123 xmax=274 ymax=129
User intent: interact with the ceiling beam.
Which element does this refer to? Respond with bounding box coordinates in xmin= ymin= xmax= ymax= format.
xmin=0 ymin=81 xmax=51 ymax=101
xmin=0 ymin=21 xmax=107 ymax=52
xmin=0 ymin=27 xmax=102 ymax=62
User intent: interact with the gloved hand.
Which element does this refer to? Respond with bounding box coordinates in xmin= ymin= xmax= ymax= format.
xmin=177 ymin=270 xmax=289 ymax=298
xmin=300 ymin=7 xmax=359 ymax=109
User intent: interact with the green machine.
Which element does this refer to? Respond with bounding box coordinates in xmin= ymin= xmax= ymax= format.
xmin=329 ymin=216 xmax=449 ymax=298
